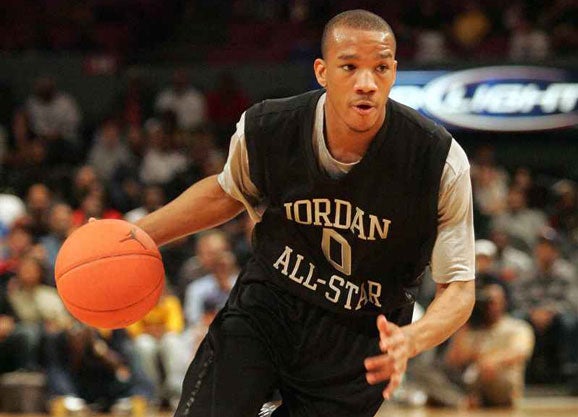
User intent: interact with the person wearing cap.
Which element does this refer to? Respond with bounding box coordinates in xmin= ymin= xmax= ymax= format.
xmin=512 ymin=227 xmax=578 ymax=383
xmin=474 ymin=239 xmax=512 ymax=310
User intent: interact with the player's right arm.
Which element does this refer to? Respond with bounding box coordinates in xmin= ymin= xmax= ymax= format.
xmin=136 ymin=175 xmax=245 ymax=246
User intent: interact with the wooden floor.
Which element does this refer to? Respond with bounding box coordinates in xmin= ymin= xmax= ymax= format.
xmin=2 ymin=398 xmax=578 ymax=417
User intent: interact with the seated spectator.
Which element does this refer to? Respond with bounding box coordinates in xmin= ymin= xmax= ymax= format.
xmin=139 ymin=119 xmax=188 ymax=186
xmin=25 ymin=76 xmax=81 ymax=146
xmin=184 ymin=250 xmax=237 ymax=326
xmin=6 ymin=255 xmax=70 ymax=369
xmin=178 ymin=230 xmax=231 ymax=302
xmin=513 ymin=228 xmax=578 ymax=383
xmin=508 ymin=15 xmax=549 ymax=61
xmin=39 ymin=203 xmax=74 ymax=286
xmin=550 ymin=179 xmax=578 ymax=251
xmin=0 ymin=281 xmax=37 ymax=373
xmin=70 ymin=165 xmax=100 ymax=209
xmin=452 ymin=0 xmax=491 ymax=54
xmin=21 ymin=183 xmax=53 ymax=239
xmin=44 ymin=323 xmax=154 ymax=415
xmin=491 ymin=185 xmax=547 ymax=252
xmin=88 ymin=119 xmax=131 ymax=182
xmin=0 ymin=226 xmax=33 ymax=278
xmin=490 ymin=227 xmax=533 ymax=283
xmin=124 ymin=185 xmax=166 ymax=224
xmin=72 ymin=190 xmax=122 ymax=227
xmin=183 ymin=296 xmax=219 ymax=362
xmin=155 ymin=69 xmax=207 ymax=131
xmin=127 ymin=286 xmax=186 ymax=409
xmin=474 ymin=239 xmax=512 ymax=309
xmin=445 ymin=285 xmax=534 ymax=407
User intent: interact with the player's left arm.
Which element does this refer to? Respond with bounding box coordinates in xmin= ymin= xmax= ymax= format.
xmin=365 ymin=139 xmax=475 ymax=398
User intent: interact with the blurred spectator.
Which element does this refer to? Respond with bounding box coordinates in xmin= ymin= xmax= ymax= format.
xmin=124 ymin=185 xmax=166 ymax=224
xmin=404 ymin=0 xmax=450 ymax=62
xmin=139 ymin=120 xmax=188 ymax=185
xmin=7 ymin=256 xmax=70 ymax=331
xmin=445 ymin=285 xmax=534 ymax=407
xmin=127 ymin=286 xmax=186 ymax=409
xmin=513 ymin=228 xmax=578 ymax=383
xmin=178 ymin=230 xmax=232 ymax=299
xmin=70 ymin=165 xmax=100 ymax=209
xmin=0 ymin=193 xmax=26 ymax=233
xmin=44 ymin=324 xmax=154 ymax=415
xmin=88 ymin=119 xmax=131 ymax=182
xmin=0 ymin=282 xmax=37 ymax=373
xmin=550 ymin=180 xmax=578 ymax=250
xmin=155 ymin=69 xmax=207 ymax=131
xmin=112 ymin=72 xmax=154 ymax=129
xmin=490 ymin=186 xmax=548 ymax=252
xmin=474 ymin=239 xmax=512 ymax=308
xmin=183 ymin=296 xmax=219 ymax=362
xmin=452 ymin=0 xmax=491 ymax=53
xmin=543 ymin=0 xmax=578 ymax=56
xmin=470 ymin=147 xmax=509 ymax=218
xmin=511 ymin=167 xmax=548 ymax=210
xmin=39 ymin=203 xmax=74 ymax=286
xmin=25 ymin=76 xmax=81 ymax=144
xmin=508 ymin=15 xmax=549 ymax=61
xmin=206 ymin=72 xmax=250 ymax=146
xmin=22 ymin=183 xmax=53 ymax=239
xmin=0 ymin=226 xmax=33 ymax=278
xmin=490 ymin=227 xmax=533 ymax=283
xmin=6 ymin=256 xmax=70 ymax=369
xmin=72 ymin=190 xmax=122 ymax=227
xmin=184 ymin=250 xmax=237 ymax=326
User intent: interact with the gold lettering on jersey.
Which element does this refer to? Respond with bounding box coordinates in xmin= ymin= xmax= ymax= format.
xmin=273 ymin=245 xmax=383 ymax=311
xmin=284 ymin=199 xmax=391 ymax=240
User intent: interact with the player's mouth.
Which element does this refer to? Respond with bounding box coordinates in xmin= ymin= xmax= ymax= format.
xmin=352 ymin=102 xmax=375 ymax=115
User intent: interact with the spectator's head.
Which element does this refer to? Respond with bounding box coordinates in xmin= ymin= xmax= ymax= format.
xmin=26 ymin=183 xmax=52 ymax=216
xmin=552 ymin=179 xmax=576 ymax=209
xmin=482 ymin=284 xmax=507 ymax=325
xmin=195 ymin=230 xmax=231 ymax=271
xmin=7 ymin=226 xmax=33 ymax=258
xmin=143 ymin=185 xmax=165 ymax=212
xmin=172 ymin=68 xmax=189 ymax=94
xmin=534 ymin=227 xmax=562 ymax=267
xmin=475 ymin=239 xmax=496 ymax=273
xmin=48 ymin=203 xmax=73 ymax=239
xmin=507 ymin=185 xmax=527 ymax=212
xmin=127 ymin=124 xmax=146 ymax=155
xmin=74 ymin=165 xmax=98 ymax=194
xmin=98 ymin=119 xmax=122 ymax=149
xmin=213 ymin=250 xmax=237 ymax=285
xmin=17 ymin=256 xmax=46 ymax=289
xmin=145 ymin=119 xmax=168 ymax=150
xmin=490 ymin=227 xmax=511 ymax=251
xmin=33 ymin=76 xmax=57 ymax=103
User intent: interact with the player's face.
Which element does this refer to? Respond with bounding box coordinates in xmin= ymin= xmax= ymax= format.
xmin=314 ymin=27 xmax=397 ymax=134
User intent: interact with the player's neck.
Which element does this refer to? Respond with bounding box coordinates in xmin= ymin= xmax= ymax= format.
xmin=323 ymin=110 xmax=385 ymax=164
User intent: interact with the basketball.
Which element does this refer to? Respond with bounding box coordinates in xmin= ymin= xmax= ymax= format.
xmin=55 ymin=219 xmax=165 ymax=329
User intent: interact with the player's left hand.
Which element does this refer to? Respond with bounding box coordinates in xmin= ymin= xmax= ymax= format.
xmin=364 ymin=315 xmax=412 ymax=399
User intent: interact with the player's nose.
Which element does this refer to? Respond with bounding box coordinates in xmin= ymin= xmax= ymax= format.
xmin=354 ymin=70 xmax=377 ymax=94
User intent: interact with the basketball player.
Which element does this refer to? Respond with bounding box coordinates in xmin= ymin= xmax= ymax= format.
xmin=137 ymin=9 xmax=475 ymax=417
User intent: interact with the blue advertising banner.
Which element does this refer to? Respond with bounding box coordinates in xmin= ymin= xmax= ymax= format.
xmin=390 ymin=66 xmax=578 ymax=132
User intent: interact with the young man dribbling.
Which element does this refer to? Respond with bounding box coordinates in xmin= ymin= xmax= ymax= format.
xmin=137 ymin=9 xmax=475 ymax=417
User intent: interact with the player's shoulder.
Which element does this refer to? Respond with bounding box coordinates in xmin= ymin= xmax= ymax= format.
xmin=248 ymin=89 xmax=324 ymax=119
xmin=389 ymin=99 xmax=452 ymax=142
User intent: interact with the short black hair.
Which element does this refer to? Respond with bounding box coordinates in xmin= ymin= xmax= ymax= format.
xmin=321 ymin=9 xmax=396 ymax=58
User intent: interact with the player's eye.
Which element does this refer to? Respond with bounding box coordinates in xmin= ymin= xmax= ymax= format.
xmin=376 ymin=65 xmax=388 ymax=73
xmin=341 ymin=64 xmax=356 ymax=71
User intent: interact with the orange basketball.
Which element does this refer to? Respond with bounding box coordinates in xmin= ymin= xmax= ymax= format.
xmin=55 ymin=219 xmax=165 ymax=329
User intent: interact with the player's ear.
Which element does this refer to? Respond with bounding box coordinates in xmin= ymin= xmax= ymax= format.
xmin=314 ymin=58 xmax=327 ymax=89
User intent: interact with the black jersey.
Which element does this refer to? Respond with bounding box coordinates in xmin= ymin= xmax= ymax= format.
xmin=242 ymin=89 xmax=452 ymax=316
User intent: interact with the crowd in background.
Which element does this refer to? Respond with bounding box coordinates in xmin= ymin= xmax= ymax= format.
xmin=0 ymin=0 xmax=577 ymax=415
xmin=0 ymin=0 xmax=576 ymax=62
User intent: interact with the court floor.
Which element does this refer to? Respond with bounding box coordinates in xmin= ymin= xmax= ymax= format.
xmin=2 ymin=397 xmax=578 ymax=417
